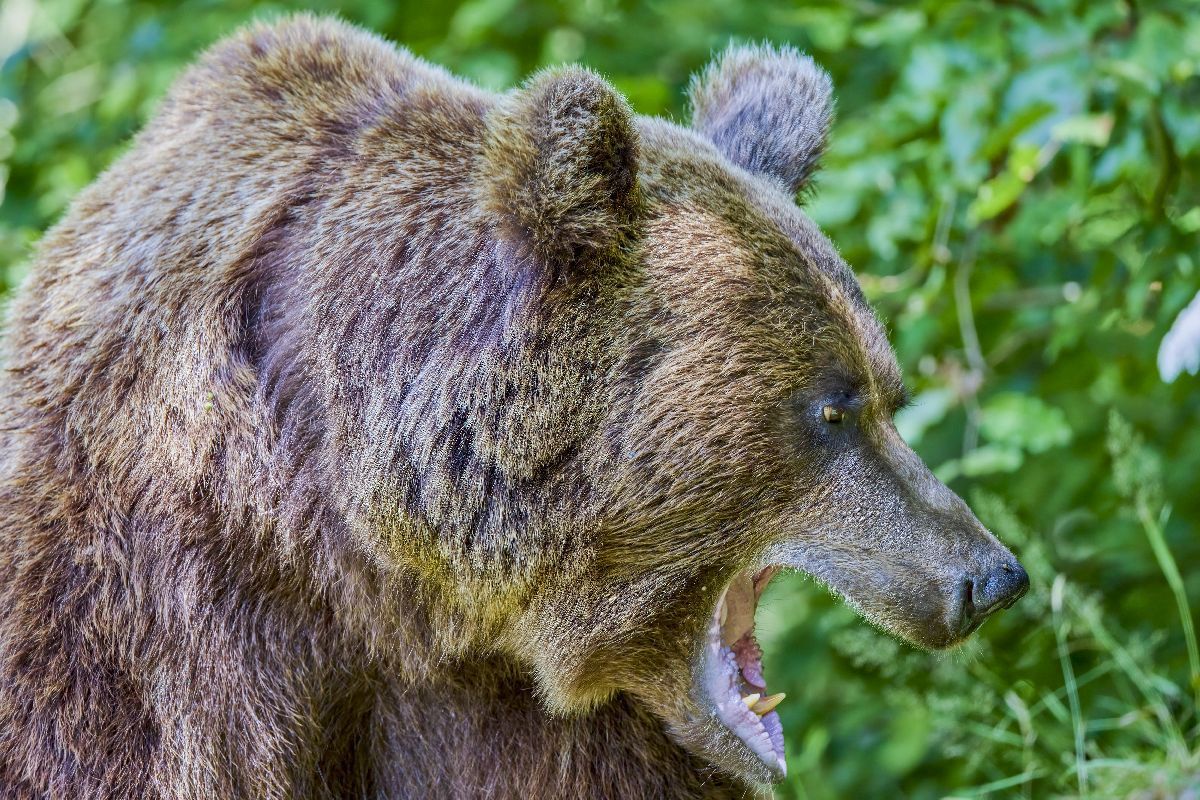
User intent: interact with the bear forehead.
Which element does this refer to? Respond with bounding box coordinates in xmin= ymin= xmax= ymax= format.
xmin=633 ymin=120 xmax=905 ymax=408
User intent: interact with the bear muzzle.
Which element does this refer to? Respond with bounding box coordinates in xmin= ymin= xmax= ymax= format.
xmin=954 ymin=558 xmax=1030 ymax=638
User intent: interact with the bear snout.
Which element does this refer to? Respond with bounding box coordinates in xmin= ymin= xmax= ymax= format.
xmin=954 ymin=559 xmax=1030 ymax=638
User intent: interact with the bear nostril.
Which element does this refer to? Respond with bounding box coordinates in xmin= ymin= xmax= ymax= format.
xmin=974 ymin=561 xmax=1030 ymax=615
xmin=958 ymin=577 xmax=977 ymax=632
xmin=957 ymin=561 xmax=1028 ymax=638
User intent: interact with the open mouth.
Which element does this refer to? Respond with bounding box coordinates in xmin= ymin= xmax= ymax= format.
xmin=701 ymin=565 xmax=787 ymax=780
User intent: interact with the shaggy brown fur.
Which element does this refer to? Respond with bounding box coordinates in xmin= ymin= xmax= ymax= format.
xmin=0 ymin=15 xmax=1025 ymax=799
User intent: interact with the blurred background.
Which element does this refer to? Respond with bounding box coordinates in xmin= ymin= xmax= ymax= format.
xmin=2 ymin=0 xmax=1198 ymax=796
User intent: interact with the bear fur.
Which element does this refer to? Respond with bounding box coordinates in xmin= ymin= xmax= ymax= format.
xmin=0 ymin=14 xmax=1025 ymax=799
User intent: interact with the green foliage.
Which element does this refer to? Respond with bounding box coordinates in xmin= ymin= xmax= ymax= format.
xmin=2 ymin=0 xmax=1198 ymax=796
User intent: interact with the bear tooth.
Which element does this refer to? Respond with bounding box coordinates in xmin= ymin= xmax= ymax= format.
xmin=752 ymin=693 xmax=785 ymax=715
xmin=740 ymin=693 xmax=761 ymax=709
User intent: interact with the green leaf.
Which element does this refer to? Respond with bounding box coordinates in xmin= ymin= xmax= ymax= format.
xmin=936 ymin=444 xmax=1026 ymax=482
xmin=961 ymin=443 xmax=1025 ymax=476
xmin=979 ymin=393 xmax=1073 ymax=454
xmin=1052 ymin=113 xmax=1114 ymax=147
xmin=853 ymin=9 xmax=926 ymax=48
xmin=447 ymin=0 xmax=520 ymax=45
xmin=967 ymin=172 xmax=1025 ymax=223
xmin=895 ymin=387 xmax=955 ymax=446
xmin=980 ymin=102 xmax=1055 ymax=161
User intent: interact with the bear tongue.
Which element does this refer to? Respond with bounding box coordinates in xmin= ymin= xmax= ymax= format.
xmin=732 ymin=634 xmax=766 ymax=689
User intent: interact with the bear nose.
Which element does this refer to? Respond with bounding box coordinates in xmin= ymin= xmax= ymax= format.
xmin=960 ymin=561 xmax=1029 ymax=634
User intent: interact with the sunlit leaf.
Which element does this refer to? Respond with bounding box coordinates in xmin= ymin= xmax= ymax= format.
xmin=979 ymin=392 xmax=1073 ymax=454
xmin=1052 ymin=113 xmax=1113 ymax=147
xmin=895 ymin=387 xmax=955 ymax=446
xmin=967 ymin=172 xmax=1025 ymax=223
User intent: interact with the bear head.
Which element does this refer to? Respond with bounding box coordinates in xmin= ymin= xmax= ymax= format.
xmin=319 ymin=42 xmax=1029 ymax=787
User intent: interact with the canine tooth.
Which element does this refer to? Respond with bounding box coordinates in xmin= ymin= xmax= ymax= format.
xmin=752 ymin=693 xmax=786 ymax=715
xmin=719 ymin=601 xmax=728 ymax=627
xmin=741 ymin=693 xmax=761 ymax=709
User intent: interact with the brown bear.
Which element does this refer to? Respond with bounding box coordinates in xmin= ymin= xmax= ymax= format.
xmin=0 ymin=15 xmax=1028 ymax=799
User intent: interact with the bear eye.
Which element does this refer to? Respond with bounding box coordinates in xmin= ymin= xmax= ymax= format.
xmin=822 ymin=405 xmax=844 ymax=424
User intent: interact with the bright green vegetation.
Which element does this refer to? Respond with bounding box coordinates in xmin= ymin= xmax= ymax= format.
xmin=2 ymin=1 xmax=1197 ymax=797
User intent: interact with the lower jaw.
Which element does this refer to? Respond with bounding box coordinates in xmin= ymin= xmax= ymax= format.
xmin=699 ymin=566 xmax=787 ymax=780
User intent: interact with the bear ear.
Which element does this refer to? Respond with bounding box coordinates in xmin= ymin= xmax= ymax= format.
xmin=689 ymin=43 xmax=833 ymax=194
xmin=481 ymin=66 xmax=641 ymax=267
